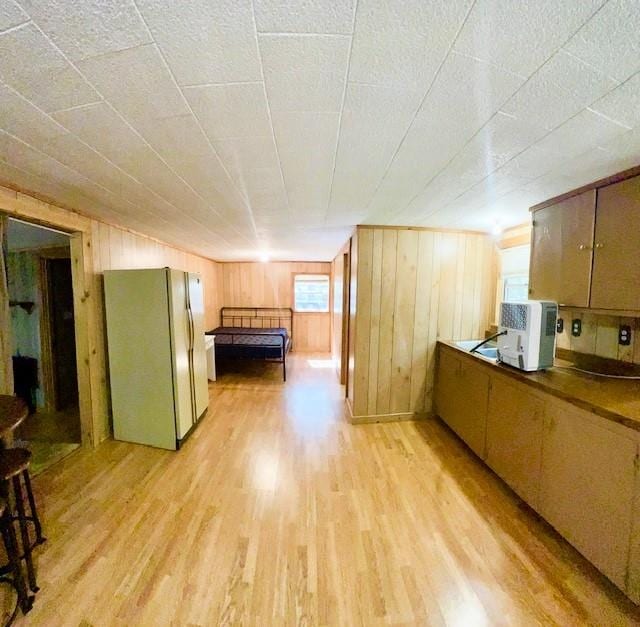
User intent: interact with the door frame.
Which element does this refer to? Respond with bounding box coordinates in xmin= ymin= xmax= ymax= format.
xmin=340 ymin=252 xmax=350 ymax=388
xmin=38 ymin=248 xmax=77 ymax=413
xmin=0 ymin=189 xmax=98 ymax=448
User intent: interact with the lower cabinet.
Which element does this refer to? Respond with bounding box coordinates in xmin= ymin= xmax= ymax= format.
xmin=435 ymin=349 xmax=489 ymax=457
xmin=435 ymin=344 xmax=640 ymax=602
xmin=540 ymin=400 xmax=637 ymax=591
xmin=485 ymin=375 xmax=544 ymax=509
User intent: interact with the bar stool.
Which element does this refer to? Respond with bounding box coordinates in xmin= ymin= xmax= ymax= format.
xmin=0 ymin=496 xmax=33 ymax=625
xmin=0 ymin=449 xmax=45 ymax=595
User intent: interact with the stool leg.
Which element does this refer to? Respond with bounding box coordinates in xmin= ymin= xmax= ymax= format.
xmin=12 ymin=476 xmax=38 ymax=593
xmin=22 ymin=471 xmax=45 ymax=545
xmin=0 ymin=507 xmax=33 ymax=616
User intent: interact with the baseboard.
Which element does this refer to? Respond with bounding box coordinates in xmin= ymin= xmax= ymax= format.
xmin=345 ymin=398 xmax=431 ymax=424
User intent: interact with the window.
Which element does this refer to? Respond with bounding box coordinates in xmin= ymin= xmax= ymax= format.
xmin=503 ymin=275 xmax=529 ymax=301
xmin=294 ymin=274 xmax=330 ymax=312
xmin=495 ymin=244 xmax=530 ymax=322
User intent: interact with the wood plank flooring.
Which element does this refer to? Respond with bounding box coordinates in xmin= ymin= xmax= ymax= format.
xmin=12 ymin=355 xmax=640 ymax=625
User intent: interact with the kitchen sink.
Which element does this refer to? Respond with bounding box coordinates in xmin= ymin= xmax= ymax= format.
xmin=454 ymin=340 xmax=498 ymax=361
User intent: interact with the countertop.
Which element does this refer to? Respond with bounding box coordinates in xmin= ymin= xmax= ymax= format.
xmin=438 ymin=340 xmax=640 ymax=432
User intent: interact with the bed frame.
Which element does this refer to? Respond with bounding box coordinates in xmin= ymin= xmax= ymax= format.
xmin=215 ymin=307 xmax=294 ymax=381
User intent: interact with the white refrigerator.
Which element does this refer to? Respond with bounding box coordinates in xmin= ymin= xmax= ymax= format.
xmin=103 ymin=268 xmax=209 ymax=450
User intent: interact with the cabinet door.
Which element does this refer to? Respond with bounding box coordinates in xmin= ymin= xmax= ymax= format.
xmin=591 ymin=176 xmax=640 ymax=310
xmin=529 ymin=190 xmax=595 ymax=306
xmin=435 ymin=349 xmax=461 ymax=431
xmin=486 ymin=376 xmax=544 ymax=508
xmin=455 ymin=360 xmax=490 ymax=457
xmin=435 ymin=350 xmax=489 ymax=458
xmin=540 ymin=400 xmax=637 ymax=590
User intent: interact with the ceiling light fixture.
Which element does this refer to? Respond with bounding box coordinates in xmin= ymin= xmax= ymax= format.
xmin=259 ymin=251 xmax=270 ymax=263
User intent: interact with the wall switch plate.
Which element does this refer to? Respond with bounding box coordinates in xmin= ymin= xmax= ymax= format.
xmin=572 ymin=319 xmax=582 ymax=337
xmin=556 ymin=318 xmax=564 ymax=334
xmin=619 ymin=325 xmax=632 ymax=346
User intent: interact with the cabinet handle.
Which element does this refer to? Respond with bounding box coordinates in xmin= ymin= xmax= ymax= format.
xmin=578 ymin=243 xmax=592 ymax=251
xmin=595 ymin=242 xmax=605 ymax=249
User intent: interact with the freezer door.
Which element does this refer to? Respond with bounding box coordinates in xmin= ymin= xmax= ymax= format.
xmin=168 ymin=270 xmax=195 ymax=440
xmin=103 ymin=269 xmax=177 ymax=450
xmin=188 ymin=273 xmax=209 ymax=418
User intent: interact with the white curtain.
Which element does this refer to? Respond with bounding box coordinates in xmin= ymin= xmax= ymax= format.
xmin=0 ymin=216 xmax=13 ymax=394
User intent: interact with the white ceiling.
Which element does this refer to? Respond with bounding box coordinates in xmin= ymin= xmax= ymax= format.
xmin=0 ymin=0 xmax=639 ymax=261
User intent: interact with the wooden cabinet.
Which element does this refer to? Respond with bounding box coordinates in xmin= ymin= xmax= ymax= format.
xmin=627 ymin=470 xmax=640 ymax=603
xmin=530 ymin=172 xmax=640 ymax=312
xmin=590 ymin=177 xmax=640 ymax=310
xmin=540 ymin=400 xmax=637 ymax=590
xmin=435 ymin=350 xmax=489 ymax=458
xmin=485 ymin=375 xmax=544 ymax=508
xmin=436 ymin=342 xmax=640 ymax=601
xmin=529 ymin=190 xmax=595 ymax=307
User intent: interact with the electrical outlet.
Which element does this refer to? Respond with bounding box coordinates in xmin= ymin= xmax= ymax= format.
xmin=572 ymin=319 xmax=582 ymax=337
xmin=556 ymin=318 xmax=564 ymax=334
xmin=619 ymin=325 xmax=632 ymax=346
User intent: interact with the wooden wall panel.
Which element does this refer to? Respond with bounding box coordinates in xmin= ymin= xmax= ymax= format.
xmin=350 ymin=226 xmax=497 ymax=422
xmin=330 ymin=239 xmax=351 ymax=383
xmin=220 ymin=262 xmax=332 ymax=353
xmin=347 ymin=233 xmax=358 ymax=406
xmin=0 ymin=185 xmax=221 ymax=445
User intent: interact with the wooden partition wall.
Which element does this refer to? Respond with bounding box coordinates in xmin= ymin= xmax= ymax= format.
xmin=220 ymin=261 xmax=332 ymax=352
xmin=0 ymin=185 xmax=221 ymax=446
xmin=348 ymin=226 xmax=497 ymax=423
xmin=330 ymin=239 xmax=351 ymax=383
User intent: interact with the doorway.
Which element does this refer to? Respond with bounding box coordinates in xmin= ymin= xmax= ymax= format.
xmin=4 ymin=219 xmax=81 ymax=474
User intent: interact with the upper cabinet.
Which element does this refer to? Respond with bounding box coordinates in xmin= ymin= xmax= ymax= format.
xmin=529 ymin=171 xmax=640 ymax=312
xmin=529 ymin=190 xmax=595 ymax=307
xmin=591 ymin=177 xmax=640 ymax=310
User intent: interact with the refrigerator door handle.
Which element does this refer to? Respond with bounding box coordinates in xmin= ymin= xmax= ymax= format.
xmin=188 ymin=308 xmax=195 ymax=351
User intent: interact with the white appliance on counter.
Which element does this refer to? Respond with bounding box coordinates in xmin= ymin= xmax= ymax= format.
xmin=497 ymin=300 xmax=558 ymax=372
xmin=104 ymin=268 xmax=209 ymax=450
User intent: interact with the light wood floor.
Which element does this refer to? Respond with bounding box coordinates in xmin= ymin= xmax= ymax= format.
xmin=12 ymin=354 xmax=640 ymax=625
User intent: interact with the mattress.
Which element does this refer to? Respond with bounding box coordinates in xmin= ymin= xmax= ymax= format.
xmin=207 ymin=326 xmax=290 ymax=359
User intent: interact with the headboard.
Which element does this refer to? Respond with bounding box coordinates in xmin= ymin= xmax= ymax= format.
xmin=220 ymin=307 xmax=293 ymax=339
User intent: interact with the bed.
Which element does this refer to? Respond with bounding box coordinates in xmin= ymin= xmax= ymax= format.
xmin=206 ymin=307 xmax=293 ymax=381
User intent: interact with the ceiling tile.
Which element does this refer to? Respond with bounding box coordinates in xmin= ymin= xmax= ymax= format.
xmin=17 ymin=0 xmax=151 ymax=61
xmin=254 ymin=0 xmax=355 ymax=34
xmin=349 ymin=0 xmax=473 ymax=89
xmin=76 ymin=43 xmax=189 ymax=123
xmin=136 ymin=0 xmax=261 ymax=85
xmin=272 ymin=110 xmax=339 ymax=215
xmin=564 ymin=0 xmax=640 ymax=83
xmin=0 ymin=83 xmax=67 ymax=145
xmin=185 ymin=82 xmax=272 ymax=140
xmin=590 ymin=71 xmax=640 ymax=129
xmin=327 ymin=83 xmax=424 ymax=219
xmin=259 ymin=34 xmax=350 ymax=111
xmin=365 ymin=52 xmax=524 ymax=221
xmin=0 ymin=22 xmax=99 ymax=112
xmin=454 ymin=0 xmax=604 ymax=77
xmin=500 ymin=49 xmax=618 ymax=131
xmin=0 ymin=0 xmax=28 ymax=31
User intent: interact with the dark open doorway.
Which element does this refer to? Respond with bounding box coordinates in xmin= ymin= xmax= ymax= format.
xmin=4 ymin=218 xmax=81 ymax=474
xmin=47 ymin=258 xmax=78 ymax=411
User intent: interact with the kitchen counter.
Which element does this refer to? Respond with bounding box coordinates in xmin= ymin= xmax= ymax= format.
xmin=438 ymin=340 xmax=640 ymax=432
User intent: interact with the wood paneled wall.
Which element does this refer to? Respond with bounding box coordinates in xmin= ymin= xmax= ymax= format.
xmin=349 ymin=226 xmax=497 ymax=422
xmin=89 ymin=220 xmax=223 ymax=444
xmin=0 ymin=185 xmax=221 ymax=445
xmin=330 ymin=240 xmax=351 ymax=383
xmin=556 ymin=309 xmax=640 ymax=364
xmin=220 ymin=262 xmax=332 ymax=352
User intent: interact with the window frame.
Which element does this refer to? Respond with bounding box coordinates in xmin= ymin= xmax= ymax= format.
xmin=292 ymin=272 xmax=331 ymax=314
